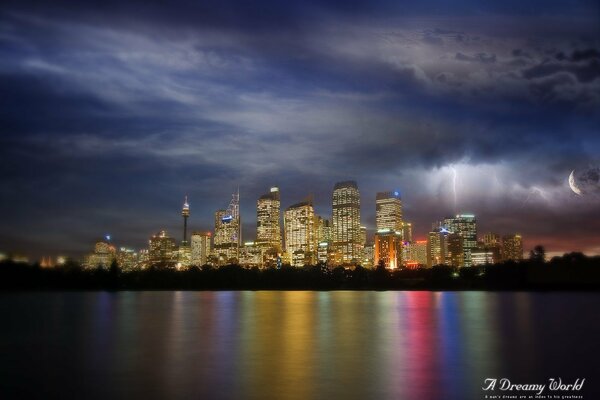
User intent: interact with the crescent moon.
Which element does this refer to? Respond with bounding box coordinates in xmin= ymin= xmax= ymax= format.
xmin=569 ymin=170 xmax=583 ymax=195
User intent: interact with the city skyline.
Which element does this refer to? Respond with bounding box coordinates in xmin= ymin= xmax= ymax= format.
xmin=0 ymin=177 xmax=585 ymax=262
xmin=31 ymin=182 xmax=527 ymax=268
xmin=1 ymin=0 xmax=599 ymax=260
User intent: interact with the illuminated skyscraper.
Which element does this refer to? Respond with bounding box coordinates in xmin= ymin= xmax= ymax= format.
xmin=402 ymin=222 xmax=413 ymax=243
xmin=374 ymin=230 xmax=402 ymax=269
xmin=376 ymin=191 xmax=402 ymax=231
xmin=239 ymin=242 xmax=262 ymax=267
xmin=427 ymin=230 xmax=447 ymax=267
xmin=360 ymin=226 xmax=367 ymax=246
xmin=446 ymin=233 xmax=464 ymax=267
xmin=148 ymin=230 xmax=177 ymax=268
xmin=332 ymin=181 xmax=361 ymax=264
xmin=481 ymin=232 xmax=501 ymax=263
xmin=404 ymin=240 xmax=428 ymax=268
xmin=502 ymin=234 xmax=524 ymax=261
xmin=256 ymin=187 xmax=282 ymax=252
xmin=191 ymin=231 xmax=211 ymax=266
xmin=284 ymin=200 xmax=317 ymax=267
xmin=213 ymin=190 xmax=241 ymax=264
xmin=84 ymin=238 xmax=116 ymax=268
xmin=315 ymin=216 xmax=332 ymax=243
xmin=443 ymin=214 xmax=477 ymax=267
xmin=181 ymin=196 xmax=190 ymax=245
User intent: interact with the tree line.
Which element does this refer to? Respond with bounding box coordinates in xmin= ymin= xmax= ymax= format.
xmin=1 ymin=249 xmax=599 ymax=291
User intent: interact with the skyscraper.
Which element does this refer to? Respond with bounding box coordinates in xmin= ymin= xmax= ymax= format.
xmin=213 ymin=191 xmax=241 ymax=264
xmin=443 ymin=214 xmax=477 ymax=267
xmin=284 ymin=201 xmax=317 ymax=267
xmin=256 ymin=187 xmax=282 ymax=252
xmin=404 ymin=240 xmax=428 ymax=268
xmin=191 ymin=231 xmax=211 ymax=266
xmin=376 ymin=191 xmax=402 ymax=231
xmin=446 ymin=233 xmax=464 ymax=267
xmin=148 ymin=230 xmax=177 ymax=268
xmin=402 ymin=222 xmax=413 ymax=243
xmin=502 ymin=234 xmax=524 ymax=261
xmin=427 ymin=230 xmax=447 ymax=267
xmin=374 ymin=230 xmax=402 ymax=269
xmin=332 ymin=181 xmax=361 ymax=264
xmin=315 ymin=216 xmax=332 ymax=243
xmin=481 ymin=232 xmax=501 ymax=263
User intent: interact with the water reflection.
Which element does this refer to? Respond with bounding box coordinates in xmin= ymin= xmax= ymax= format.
xmin=0 ymin=291 xmax=598 ymax=399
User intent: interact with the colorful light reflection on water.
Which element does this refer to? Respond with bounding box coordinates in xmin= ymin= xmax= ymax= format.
xmin=0 ymin=291 xmax=598 ymax=399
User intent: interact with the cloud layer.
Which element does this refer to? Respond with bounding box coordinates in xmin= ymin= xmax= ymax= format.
xmin=1 ymin=1 xmax=599 ymax=258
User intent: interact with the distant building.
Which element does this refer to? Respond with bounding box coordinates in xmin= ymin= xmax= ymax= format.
xmin=376 ymin=191 xmax=402 ymax=231
xmin=284 ymin=200 xmax=317 ymax=267
xmin=502 ymin=234 xmax=524 ymax=261
xmin=480 ymin=233 xmax=501 ymax=264
xmin=256 ymin=187 xmax=282 ymax=253
xmin=181 ymin=196 xmax=190 ymax=246
xmin=404 ymin=240 xmax=427 ymax=268
xmin=213 ymin=191 xmax=241 ymax=265
xmin=443 ymin=214 xmax=477 ymax=267
xmin=374 ymin=230 xmax=402 ymax=269
xmin=148 ymin=230 xmax=177 ymax=267
xmin=362 ymin=243 xmax=375 ymax=268
xmin=446 ymin=233 xmax=464 ymax=267
xmin=471 ymin=247 xmax=495 ymax=265
xmin=84 ymin=238 xmax=116 ymax=268
xmin=190 ymin=232 xmax=211 ymax=266
xmin=402 ymin=222 xmax=413 ymax=243
xmin=116 ymin=247 xmax=138 ymax=270
xmin=239 ymin=242 xmax=262 ymax=268
xmin=315 ymin=216 xmax=332 ymax=243
xmin=332 ymin=181 xmax=361 ymax=264
xmin=427 ymin=230 xmax=447 ymax=267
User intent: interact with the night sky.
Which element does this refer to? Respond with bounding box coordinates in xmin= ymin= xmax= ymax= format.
xmin=1 ymin=0 xmax=599 ymax=259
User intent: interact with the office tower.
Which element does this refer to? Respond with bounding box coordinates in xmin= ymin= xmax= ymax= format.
xmin=374 ymin=230 xmax=402 ymax=269
xmin=443 ymin=214 xmax=477 ymax=267
xmin=256 ymin=187 xmax=282 ymax=252
xmin=332 ymin=181 xmax=361 ymax=264
xmin=284 ymin=201 xmax=317 ymax=267
xmin=482 ymin=233 xmax=500 ymax=247
xmin=84 ymin=238 xmax=116 ymax=268
xmin=403 ymin=240 xmax=427 ymax=268
xmin=362 ymin=243 xmax=375 ymax=268
xmin=471 ymin=247 xmax=495 ymax=265
xmin=239 ymin=242 xmax=262 ymax=267
xmin=360 ymin=226 xmax=367 ymax=246
xmin=427 ymin=230 xmax=447 ymax=267
xmin=148 ymin=230 xmax=177 ymax=267
xmin=446 ymin=233 xmax=464 ymax=267
xmin=402 ymin=222 xmax=413 ymax=243
xmin=315 ymin=217 xmax=332 ymax=243
xmin=116 ymin=247 xmax=138 ymax=271
xmin=376 ymin=191 xmax=402 ymax=231
xmin=213 ymin=191 xmax=241 ymax=264
xmin=191 ymin=231 xmax=211 ymax=266
xmin=181 ymin=196 xmax=190 ymax=245
xmin=481 ymin=232 xmax=501 ymax=263
xmin=502 ymin=234 xmax=524 ymax=261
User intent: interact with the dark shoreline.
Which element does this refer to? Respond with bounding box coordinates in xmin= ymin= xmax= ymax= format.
xmin=2 ymin=252 xmax=600 ymax=292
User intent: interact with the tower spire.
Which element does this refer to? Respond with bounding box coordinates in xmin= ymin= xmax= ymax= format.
xmin=182 ymin=195 xmax=190 ymax=245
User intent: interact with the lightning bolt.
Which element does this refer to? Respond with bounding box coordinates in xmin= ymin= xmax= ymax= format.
xmin=450 ymin=165 xmax=458 ymax=212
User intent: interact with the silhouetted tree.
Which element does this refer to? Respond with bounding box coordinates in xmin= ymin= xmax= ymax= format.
xmin=529 ymin=245 xmax=546 ymax=263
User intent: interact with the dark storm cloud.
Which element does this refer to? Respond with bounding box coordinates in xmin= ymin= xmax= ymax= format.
xmin=455 ymin=52 xmax=497 ymax=63
xmin=522 ymin=59 xmax=600 ymax=83
xmin=1 ymin=0 xmax=599 ymax=257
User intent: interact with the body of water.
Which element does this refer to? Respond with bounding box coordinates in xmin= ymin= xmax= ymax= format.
xmin=0 ymin=291 xmax=598 ymax=399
